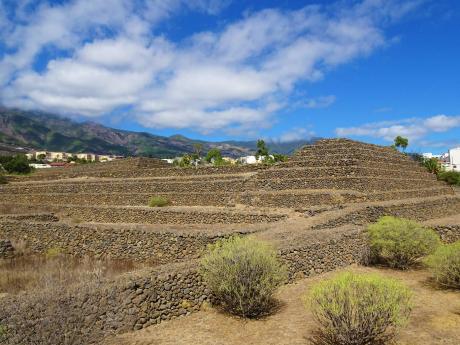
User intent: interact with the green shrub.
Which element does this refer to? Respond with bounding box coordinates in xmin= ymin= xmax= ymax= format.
xmin=425 ymin=241 xmax=460 ymax=289
xmin=205 ymin=148 xmax=223 ymax=164
xmin=0 ymin=172 xmax=7 ymax=184
xmin=367 ymin=216 xmax=440 ymax=269
xmin=148 ymin=196 xmax=171 ymax=207
xmin=438 ymin=171 xmax=460 ymax=186
xmin=306 ymin=272 xmax=412 ymax=345
xmin=45 ymin=247 xmax=63 ymax=258
xmin=1 ymin=155 xmax=33 ymax=174
xmin=200 ymin=236 xmax=287 ymax=317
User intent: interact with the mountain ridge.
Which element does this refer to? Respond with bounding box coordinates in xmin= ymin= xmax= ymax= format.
xmin=0 ymin=107 xmax=316 ymax=158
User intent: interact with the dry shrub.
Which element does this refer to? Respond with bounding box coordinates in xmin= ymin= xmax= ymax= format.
xmin=148 ymin=196 xmax=171 ymax=207
xmin=425 ymin=241 xmax=460 ymax=289
xmin=306 ymin=272 xmax=412 ymax=345
xmin=200 ymin=236 xmax=287 ymax=318
xmin=367 ymin=216 xmax=440 ymax=269
xmin=0 ymin=254 xmax=140 ymax=294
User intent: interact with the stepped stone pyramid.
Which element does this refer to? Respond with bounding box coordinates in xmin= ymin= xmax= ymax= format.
xmin=0 ymin=138 xmax=457 ymax=224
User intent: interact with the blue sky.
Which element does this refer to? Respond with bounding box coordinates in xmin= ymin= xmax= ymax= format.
xmin=0 ymin=0 xmax=459 ymax=153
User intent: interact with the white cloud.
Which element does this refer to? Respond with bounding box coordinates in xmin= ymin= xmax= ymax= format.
xmin=336 ymin=114 xmax=460 ymax=142
xmin=277 ymin=128 xmax=316 ymax=142
xmin=0 ymin=0 xmax=422 ymax=134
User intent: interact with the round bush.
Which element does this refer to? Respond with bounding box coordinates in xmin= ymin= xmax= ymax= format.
xmin=148 ymin=196 xmax=171 ymax=207
xmin=200 ymin=236 xmax=287 ymax=318
xmin=306 ymin=272 xmax=412 ymax=345
xmin=425 ymin=241 xmax=460 ymax=289
xmin=367 ymin=216 xmax=440 ymax=269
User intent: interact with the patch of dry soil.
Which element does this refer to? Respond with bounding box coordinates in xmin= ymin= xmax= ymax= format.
xmin=103 ymin=266 xmax=460 ymax=345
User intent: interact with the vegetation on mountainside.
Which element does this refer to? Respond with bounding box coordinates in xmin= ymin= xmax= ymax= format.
xmin=367 ymin=216 xmax=440 ymax=269
xmin=0 ymin=108 xmax=312 ymax=158
xmin=425 ymin=241 xmax=460 ymax=289
xmin=200 ymin=236 xmax=287 ymax=318
xmin=306 ymin=272 xmax=412 ymax=345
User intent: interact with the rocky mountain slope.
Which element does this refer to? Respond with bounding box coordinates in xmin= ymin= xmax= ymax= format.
xmin=0 ymin=107 xmax=314 ymax=157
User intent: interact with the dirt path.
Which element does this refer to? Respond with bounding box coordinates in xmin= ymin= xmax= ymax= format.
xmin=103 ymin=266 xmax=460 ymax=345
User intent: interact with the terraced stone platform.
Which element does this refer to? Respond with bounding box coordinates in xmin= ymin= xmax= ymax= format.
xmin=1 ymin=138 xmax=460 ymax=345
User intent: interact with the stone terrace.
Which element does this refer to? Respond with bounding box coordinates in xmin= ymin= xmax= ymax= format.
xmin=1 ymin=138 xmax=460 ymax=344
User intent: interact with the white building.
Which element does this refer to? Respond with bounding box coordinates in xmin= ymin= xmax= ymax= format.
xmin=237 ymin=155 xmax=274 ymax=164
xmin=29 ymin=163 xmax=51 ymax=169
xmin=448 ymin=147 xmax=460 ymax=172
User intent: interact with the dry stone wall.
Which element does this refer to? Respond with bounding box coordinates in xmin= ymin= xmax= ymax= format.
xmin=0 ymin=227 xmax=385 ymax=345
xmin=432 ymin=225 xmax=460 ymax=243
xmin=16 ymin=164 xmax=265 ymax=181
xmin=0 ymin=220 xmax=247 ymax=263
xmin=57 ymin=206 xmax=286 ymax=225
xmin=255 ymin=176 xmax=443 ymax=192
xmin=312 ymin=197 xmax=460 ymax=229
xmin=0 ymin=262 xmax=209 ymax=345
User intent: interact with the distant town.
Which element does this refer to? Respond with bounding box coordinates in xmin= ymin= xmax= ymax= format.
xmin=423 ymin=146 xmax=460 ymax=172
xmin=25 ymin=149 xmax=273 ymax=168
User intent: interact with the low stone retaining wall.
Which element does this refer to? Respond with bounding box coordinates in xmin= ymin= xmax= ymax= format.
xmin=432 ymin=225 xmax=460 ymax=243
xmin=58 ymin=206 xmax=286 ymax=225
xmin=0 ymin=262 xmax=209 ymax=345
xmin=0 ymin=213 xmax=59 ymax=222
xmin=281 ymin=159 xmax=425 ymax=171
xmin=256 ymin=166 xmax=436 ymax=180
xmin=256 ymin=176 xmax=443 ymax=192
xmin=0 ymin=187 xmax=452 ymax=210
xmin=6 ymin=175 xmax=438 ymax=196
xmin=280 ymin=229 xmax=367 ymax=280
xmin=312 ymin=197 xmax=460 ymax=229
xmin=0 ymin=178 xmax=249 ymax=194
xmin=0 ymin=192 xmax=237 ymax=207
xmin=0 ymin=221 xmax=246 ymax=263
xmin=16 ymin=164 xmax=266 ymax=182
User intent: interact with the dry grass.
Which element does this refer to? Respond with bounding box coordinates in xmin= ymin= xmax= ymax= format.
xmin=0 ymin=253 xmax=143 ymax=295
xmin=104 ymin=266 xmax=460 ymax=345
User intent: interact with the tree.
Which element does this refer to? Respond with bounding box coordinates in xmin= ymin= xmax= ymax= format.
xmin=193 ymin=143 xmax=203 ymax=158
xmin=205 ymin=148 xmax=223 ymax=163
xmin=394 ymin=136 xmax=409 ymax=151
xmin=0 ymin=155 xmax=33 ymax=174
xmin=255 ymin=139 xmax=269 ymax=159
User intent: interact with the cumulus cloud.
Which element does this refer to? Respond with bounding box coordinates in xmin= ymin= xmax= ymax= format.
xmin=0 ymin=0 xmax=422 ymax=134
xmin=277 ymin=128 xmax=316 ymax=143
xmin=336 ymin=114 xmax=460 ymax=142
